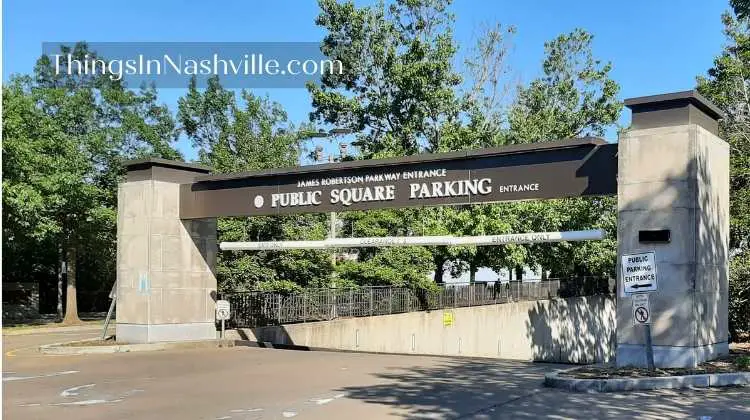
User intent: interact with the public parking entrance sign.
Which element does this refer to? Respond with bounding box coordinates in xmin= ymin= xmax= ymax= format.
xmin=621 ymin=251 xmax=658 ymax=296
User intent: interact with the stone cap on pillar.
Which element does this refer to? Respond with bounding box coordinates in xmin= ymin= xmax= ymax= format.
xmin=625 ymin=90 xmax=724 ymax=136
xmin=124 ymin=157 xmax=212 ymax=183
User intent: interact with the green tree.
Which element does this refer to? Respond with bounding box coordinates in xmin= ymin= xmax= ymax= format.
xmin=3 ymin=43 xmax=179 ymax=323
xmin=697 ymin=12 xmax=750 ymax=252
xmin=500 ymin=29 xmax=621 ymax=279
xmin=732 ymin=0 xmax=750 ymax=20
xmin=308 ymin=0 xmax=472 ymax=286
xmin=508 ymin=29 xmax=621 ymax=143
xmin=178 ymin=76 xmax=332 ymax=291
xmin=310 ymin=0 xmax=623 ymax=285
xmin=309 ymin=0 xmax=462 ymax=158
xmin=697 ymin=7 xmax=750 ymax=337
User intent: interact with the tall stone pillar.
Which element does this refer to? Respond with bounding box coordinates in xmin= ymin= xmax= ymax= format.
xmin=617 ymin=91 xmax=729 ymax=367
xmin=116 ymin=159 xmax=217 ymax=343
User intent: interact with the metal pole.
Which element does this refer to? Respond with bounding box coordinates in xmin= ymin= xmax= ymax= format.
xmin=329 ymin=212 xmax=338 ymax=319
xmin=644 ymin=324 xmax=655 ymax=370
xmin=329 ymin=211 xmax=337 ymax=266
xmin=101 ymin=284 xmax=117 ymax=340
xmin=327 ymin=288 xmax=332 ymax=320
xmin=388 ymin=289 xmax=393 ymax=314
xmin=221 ymin=319 xmax=225 ymax=339
xmin=277 ymin=294 xmax=282 ymax=324
xmin=220 ymin=229 xmax=608 ymax=251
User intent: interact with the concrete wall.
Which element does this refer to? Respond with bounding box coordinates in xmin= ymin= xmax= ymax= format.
xmin=616 ymin=123 xmax=729 ymax=367
xmin=232 ymin=295 xmax=615 ymax=363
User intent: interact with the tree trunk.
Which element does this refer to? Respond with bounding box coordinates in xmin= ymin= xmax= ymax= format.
xmin=62 ymin=245 xmax=81 ymax=325
xmin=57 ymin=245 xmax=64 ymax=321
xmin=433 ymin=256 xmax=446 ymax=284
xmin=469 ymin=260 xmax=477 ymax=284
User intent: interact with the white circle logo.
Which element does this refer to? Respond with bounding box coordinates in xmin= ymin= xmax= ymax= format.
xmin=254 ymin=195 xmax=264 ymax=208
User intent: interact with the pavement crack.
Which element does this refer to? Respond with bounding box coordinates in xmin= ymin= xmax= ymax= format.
xmin=456 ymin=389 xmax=541 ymax=419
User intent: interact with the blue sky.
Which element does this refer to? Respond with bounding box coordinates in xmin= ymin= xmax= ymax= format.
xmin=3 ymin=0 xmax=730 ymax=161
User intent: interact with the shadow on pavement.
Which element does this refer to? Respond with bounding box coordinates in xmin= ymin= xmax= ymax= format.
xmin=336 ymin=358 xmax=557 ymax=419
xmin=335 ymin=357 xmax=750 ymax=419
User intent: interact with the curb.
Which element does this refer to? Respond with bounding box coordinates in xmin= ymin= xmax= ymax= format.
xmin=39 ymin=338 xmax=237 ymax=355
xmin=544 ymin=367 xmax=750 ymax=392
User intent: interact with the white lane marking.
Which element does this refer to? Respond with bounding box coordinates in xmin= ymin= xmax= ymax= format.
xmin=215 ymin=417 xmax=232 ymax=420
xmin=230 ymin=408 xmax=263 ymax=413
xmin=60 ymin=384 xmax=96 ymax=397
xmin=120 ymin=389 xmax=144 ymax=397
xmin=51 ymin=399 xmax=123 ymax=406
xmin=411 ymin=413 xmax=443 ymax=419
xmin=18 ymin=403 xmax=41 ymax=407
xmin=312 ymin=397 xmax=334 ymax=405
xmin=3 ymin=370 xmax=79 ymax=382
xmin=310 ymin=392 xmax=348 ymax=405
xmin=282 ymin=411 xmax=298 ymax=418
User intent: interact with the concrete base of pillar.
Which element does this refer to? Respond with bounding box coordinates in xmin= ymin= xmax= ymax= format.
xmin=616 ymin=341 xmax=728 ymax=368
xmin=116 ymin=322 xmax=217 ymax=343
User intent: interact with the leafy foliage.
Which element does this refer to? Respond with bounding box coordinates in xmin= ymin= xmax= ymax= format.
xmin=508 ymin=29 xmax=621 ymax=143
xmin=697 ymin=8 xmax=750 ymax=336
xmin=336 ymin=247 xmax=435 ymax=287
xmin=729 ymin=251 xmax=750 ymax=338
xmin=308 ymin=0 xmax=462 ymax=157
xmin=697 ymin=12 xmax=750 ymax=251
xmin=3 ymin=43 xmax=180 ymax=321
xmin=307 ymin=0 xmax=622 ymax=285
xmin=177 ymin=76 xmax=333 ymax=292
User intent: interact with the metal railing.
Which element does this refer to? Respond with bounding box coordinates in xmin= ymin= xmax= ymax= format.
xmin=221 ymin=277 xmax=614 ymax=328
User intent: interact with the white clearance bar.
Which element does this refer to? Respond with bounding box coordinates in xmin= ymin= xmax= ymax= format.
xmin=220 ymin=229 xmax=605 ymax=251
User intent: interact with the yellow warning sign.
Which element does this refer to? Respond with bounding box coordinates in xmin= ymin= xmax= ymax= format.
xmin=443 ymin=311 xmax=454 ymax=327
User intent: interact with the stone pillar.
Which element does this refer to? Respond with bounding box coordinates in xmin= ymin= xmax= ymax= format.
xmin=617 ymin=91 xmax=729 ymax=367
xmin=116 ymin=159 xmax=217 ymax=343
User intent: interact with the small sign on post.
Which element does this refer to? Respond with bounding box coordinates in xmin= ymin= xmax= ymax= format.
xmin=632 ymin=293 xmax=651 ymax=326
xmin=621 ymin=251 xmax=658 ymax=296
xmin=631 ymin=293 xmax=655 ymax=370
xmin=216 ymin=300 xmax=231 ymax=339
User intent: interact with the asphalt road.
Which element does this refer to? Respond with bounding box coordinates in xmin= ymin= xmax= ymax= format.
xmin=2 ymin=331 xmax=749 ymax=420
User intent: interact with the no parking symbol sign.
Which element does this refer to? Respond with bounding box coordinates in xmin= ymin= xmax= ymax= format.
xmin=632 ymin=294 xmax=651 ymax=326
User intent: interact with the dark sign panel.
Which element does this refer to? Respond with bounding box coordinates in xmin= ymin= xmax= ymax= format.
xmin=179 ymin=138 xmax=617 ymax=219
